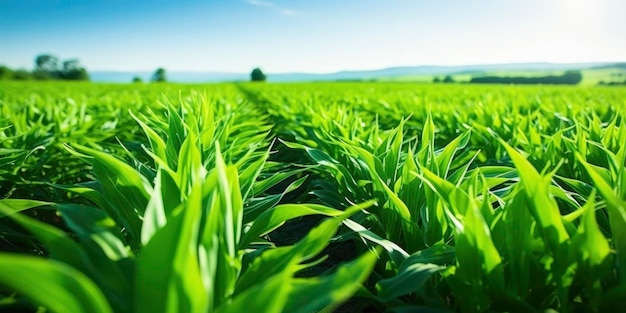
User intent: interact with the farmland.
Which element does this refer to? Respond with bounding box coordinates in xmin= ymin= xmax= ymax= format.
xmin=1 ymin=81 xmax=626 ymax=312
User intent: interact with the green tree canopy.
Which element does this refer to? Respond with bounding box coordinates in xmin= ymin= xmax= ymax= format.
xmin=151 ymin=68 xmax=167 ymax=82
xmin=251 ymin=68 xmax=266 ymax=82
xmin=0 ymin=65 xmax=14 ymax=80
xmin=30 ymin=54 xmax=89 ymax=81
xmin=12 ymin=69 xmax=32 ymax=80
xmin=60 ymin=59 xmax=89 ymax=80
xmin=33 ymin=54 xmax=59 ymax=80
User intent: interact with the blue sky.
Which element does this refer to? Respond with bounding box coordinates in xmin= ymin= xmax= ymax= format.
xmin=1 ymin=0 xmax=625 ymax=73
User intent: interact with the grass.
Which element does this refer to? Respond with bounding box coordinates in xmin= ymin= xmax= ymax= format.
xmin=1 ymin=81 xmax=626 ymax=312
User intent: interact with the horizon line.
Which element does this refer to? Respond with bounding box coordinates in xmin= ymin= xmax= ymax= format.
xmin=80 ymin=60 xmax=626 ymax=75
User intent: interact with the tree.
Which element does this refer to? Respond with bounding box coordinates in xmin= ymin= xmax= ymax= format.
xmin=33 ymin=54 xmax=59 ymax=80
xmin=562 ymin=70 xmax=583 ymax=85
xmin=13 ymin=69 xmax=32 ymax=80
xmin=151 ymin=68 xmax=167 ymax=82
xmin=60 ymin=59 xmax=89 ymax=80
xmin=443 ymin=75 xmax=455 ymax=83
xmin=251 ymin=68 xmax=266 ymax=82
xmin=432 ymin=77 xmax=441 ymax=83
xmin=0 ymin=65 xmax=13 ymax=80
xmin=132 ymin=76 xmax=143 ymax=83
xmin=0 ymin=56 xmax=90 ymax=81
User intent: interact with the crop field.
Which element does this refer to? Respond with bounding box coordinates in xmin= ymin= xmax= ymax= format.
xmin=1 ymin=81 xmax=626 ymax=312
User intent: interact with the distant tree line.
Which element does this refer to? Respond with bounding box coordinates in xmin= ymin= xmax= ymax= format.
xmin=128 ymin=68 xmax=167 ymax=83
xmin=131 ymin=68 xmax=172 ymax=83
xmin=433 ymin=75 xmax=455 ymax=83
xmin=0 ymin=66 xmax=32 ymax=80
xmin=133 ymin=67 xmax=269 ymax=83
xmin=598 ymin=71 xmax=626 ymax=86
xmin=598 ymin=80 xmax=626 ymax=86
xmin=0 ymin=54 xmax=89 ymax=81
xmin=470 ymin=70 xmax=582 ymax=85
xmin=2 ymin=57 xmax=274 ymax=84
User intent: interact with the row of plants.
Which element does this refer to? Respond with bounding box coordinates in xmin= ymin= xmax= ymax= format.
xmin=0 ymin=86 xmax=377 ymax=312
xmin=1 ymin=81 xmax=625 ymax=312
xmin=243 ymin=82 xmax=626 ymax=312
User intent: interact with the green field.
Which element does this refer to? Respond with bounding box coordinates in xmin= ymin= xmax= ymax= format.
xmin=1 ymin=81 xmax=626 ymax=312
xmin=383 ymin=66 xmax=626 ymax=85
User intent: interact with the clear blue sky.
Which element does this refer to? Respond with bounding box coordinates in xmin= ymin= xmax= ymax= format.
xmin=1 ymin=0 xmax=625 ymax=73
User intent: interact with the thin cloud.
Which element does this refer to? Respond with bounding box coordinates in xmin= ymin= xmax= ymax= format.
xmin=245 ymin=0 xmax=300 ymax=16
xmin=246 ymin=0 xmax=274 ymax=7
xmin=279 ymin=9 xmax=299 ymax=16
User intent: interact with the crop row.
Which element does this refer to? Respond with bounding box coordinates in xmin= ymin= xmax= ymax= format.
xmin=1 ymin=82 xmax=625 ymax=312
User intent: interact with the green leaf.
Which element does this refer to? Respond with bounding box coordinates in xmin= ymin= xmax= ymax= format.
xmin=377 ymin=263 xmax=446 ymax=301
xmin=237 ymin=201 xmax=374 ymax=295
xmin=240 ymin=203 xmax=343 ymax=248
xmin=135 ymin=181 xmax=207 ymax=313
xmin=376 ymin=245 xmax=454 ymax=302
xmin=0 ymin=199 xmax=51 ymax=217
xmin=0 ymin=253 xmax=113 ymax=313
xmin=578 ymin=153 xmax=626 ymax=282
xmin=131 ymin=111 xmax=168 ymax=163
xmin=501 ymin=140 xmax=569 ymax=250
xmin=435 ymin=131 xmax=471 ymax=179
xmin=55 ymin=203 xmax=129 ymax=259
xmin=217 ymin=268 xmax=293 ymax=313
xmin=283 ymin=250 xmax=378 ymax=313
xmin=501 ymin=190 xmax=533 ymax=298
xmin=176 ymin=131 xmax=205 ymax=196
xmin=342 ymin=218 xmax=409 ymax=267
xmin=572 ymin=191 xmax=613 ymax=310
xmin=72 ymin=144 xmax=152 ymax=246
xmin=142 ymin=168 xmax=181 ymax=245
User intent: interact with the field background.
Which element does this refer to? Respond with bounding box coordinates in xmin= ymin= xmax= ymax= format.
xmin=1 ymin=81 xmax=626 ymax=312
xmin=87 ymin=63 xmax=626 ymax=84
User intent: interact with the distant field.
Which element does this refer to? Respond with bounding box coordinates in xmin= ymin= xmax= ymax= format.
xmin=1 ymin=81 xmax=626 ymax=312
xmin=381 ymin=66 xmax=626 ymax=85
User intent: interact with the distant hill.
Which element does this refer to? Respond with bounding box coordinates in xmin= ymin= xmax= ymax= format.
xmin=90 ymin=62 xmax=621 ymax=83
xmin=590 ymin=62 xmax=626 ymax=70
